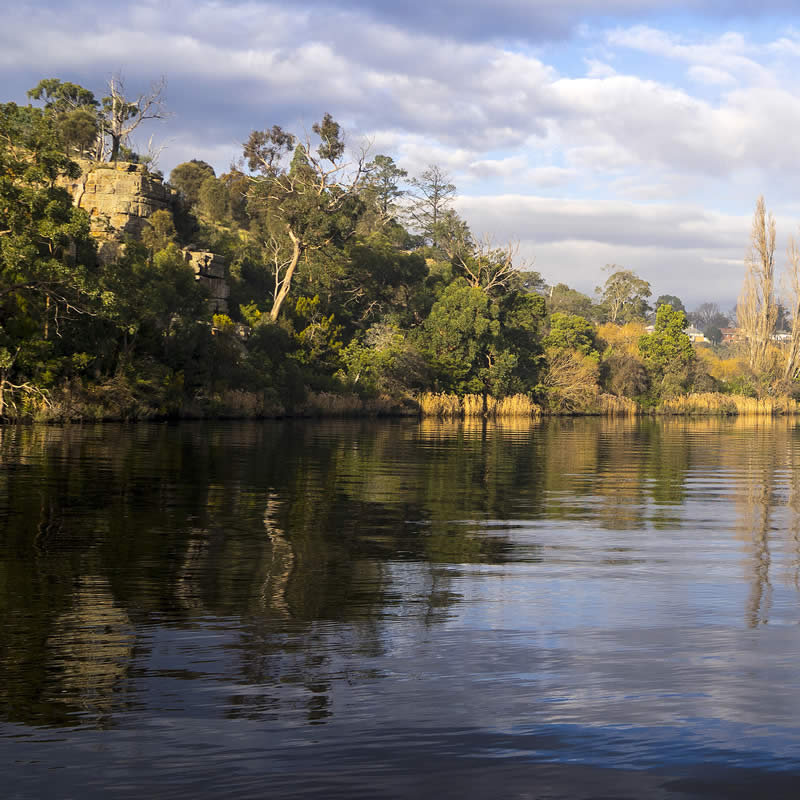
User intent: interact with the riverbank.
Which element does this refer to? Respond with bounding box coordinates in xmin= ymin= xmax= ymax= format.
xmin=6 ymin=385 xmax=800 ymax=423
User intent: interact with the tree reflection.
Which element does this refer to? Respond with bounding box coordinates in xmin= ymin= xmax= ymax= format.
xmin=4 ymin=417 xmax=800 ymax=729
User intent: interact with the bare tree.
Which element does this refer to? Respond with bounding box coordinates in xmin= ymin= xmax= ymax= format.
xmin=0 ymin=347 xmax=50 ymax=419
xmin=689 ymin=302 xmax=728 ymax=329
xmin=784 ymin=234 xmax=800 ymax=380
xmin=540 ymin=348 xmax=600 ymax=412
xmin=737 ymin=196 xmax=777 ymax=374
xmin=102 ymin=74 xmax=169 ymax=162
xmin=456 ymin=236 xmax=519 ymax=295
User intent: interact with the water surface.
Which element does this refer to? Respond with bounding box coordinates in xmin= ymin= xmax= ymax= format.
xmin=2 ymin=418 xmax=800 ymax=798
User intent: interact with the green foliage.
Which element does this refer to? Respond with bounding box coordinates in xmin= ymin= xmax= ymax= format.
xmin=141 ymin=209 xmax=177 ymax=252
xmin=597 ymin=267 xmax=651 ymax=323
xmin=548 ymin=282 xmax=596 ymax=318
xmin=0 ymin=102 xmax=102 ymax=407
xmin=197 ymin=176 xmax=231 ymax=223
xmin=639 ymin=304 xmax=695 ymax=397
xmin=57 ymin=109 xmax=99 ymax=156
xmin=544 ymin=312 xmax=598 ymax=359
xmin=409 ymin=164 xmax=456 ymax=246
xmin=420 ymin=280 xmax=545 ymax=396
xmin=312 ymin=113 xmax=345 ymax=162
xmin=654 ymin=294 xmax=685 ymax=315
xmin=28 ymin=79 xmax=98 ymax=113
xmin=5 ymin=76 xmax=770 ymax=419
xmin=169 ymin=160 xmax=216 ymax=207
xmin=705 ymin=325 xmax=723 ymax=345
xmin=420 ymin=282 xmax=496 ymax=393
xmin=244 ymin=117 xmax=365 ymax=320
xmin=603 ymin=352 xmax=650 ymax=398
xmin=432 ymin=209 xmax=472 ymax=261
xmin=99 ymin=243 xmax=208 ymax=372
xmin=362 ymin=154 xmax=407 ymax=223
xmin=340 ymin=324 xmax=413 ymax=395
xmin=291 ymin=295 xmax=344 ymax=369
xmin=213 ymin=313 xmax=236 ymax=333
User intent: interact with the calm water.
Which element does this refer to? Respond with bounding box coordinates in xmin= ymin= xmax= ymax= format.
xmin=2 ymin=417 xmax=800 ymax=798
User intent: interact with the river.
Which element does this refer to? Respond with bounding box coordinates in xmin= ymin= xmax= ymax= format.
xmin=2 ymin=418 xmax=800 ymax=797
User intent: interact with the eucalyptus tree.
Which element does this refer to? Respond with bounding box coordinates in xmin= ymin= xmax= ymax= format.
xmin=596 ymin=266 xmax=651 ymax=323
xmin=102 ymin=74 xmax=169 ymax=162
xmin=243 ymin=114 xmax=366 ymax=321
xmin=169 ymin=160 xmax=216 ymax=207
xmin=0 ymin=102 xmax=99 ymax=415
xmin=27 ymin=78 xmax=100 ymax=157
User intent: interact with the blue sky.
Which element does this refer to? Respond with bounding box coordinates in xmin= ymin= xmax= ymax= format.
xmin=4 ymin=1 xmax=800 ymax=307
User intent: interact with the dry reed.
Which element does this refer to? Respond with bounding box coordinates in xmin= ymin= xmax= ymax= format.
xmin=597 ymin=394 xmax=640 ymax=417
xmin=462 ymin=394 xmax=485 ymax=416
xmin=657 ymin=392 xmax=800 ymax=416
xmin=300 ymin=392 xmax=363 ymax=416
xmin=418 ymin=393 xmax=462 ymax=417
xmin=418 ymin=392 xmax=541 ymax=418
xmin=493 ymin=394 xmax=542 ymax=417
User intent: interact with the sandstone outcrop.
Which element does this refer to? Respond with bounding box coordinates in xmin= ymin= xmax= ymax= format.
xmin=61 ymin=160 xmax=230 ymax=312
xmin=180 ymin=250 xmax=230 ymax=313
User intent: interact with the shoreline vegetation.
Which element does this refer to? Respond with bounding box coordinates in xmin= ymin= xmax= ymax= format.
xmin=8 ymin=388 xmax=800 ymax=423
xmin=5 ymin=77 xmax=800 ymax=425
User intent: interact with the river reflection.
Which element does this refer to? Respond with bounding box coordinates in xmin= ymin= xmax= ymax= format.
xmin=2 ymin=418 xmax=800 ymax=798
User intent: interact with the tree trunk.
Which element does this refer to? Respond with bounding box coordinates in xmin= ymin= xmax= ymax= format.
xmin=786 ymin=239 xmax=800 ymax=381
xmin=269 ymin=230 xmax=302 ymax=321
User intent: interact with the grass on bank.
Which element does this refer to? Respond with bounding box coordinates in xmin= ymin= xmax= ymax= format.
xmin=418 ymin=393 xmax=542 ymax=418
xmin=657 ymin=392 xmax=800 ymax=416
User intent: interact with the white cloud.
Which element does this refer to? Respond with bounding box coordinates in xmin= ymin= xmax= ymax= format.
xmin=525 ymin=166 xmax=579 ymax=187
xmin=584 ymin=59 xmax=617 ymax=78
xmin=453 ymin=193 xmax=756 ymax=305
xmin=6 ymin=2 xmax=800 ymax=302
xmin=688 ymin=65 xmax=736 ymax=85
xmin=606 ymin=25 xmax=773 ymax=87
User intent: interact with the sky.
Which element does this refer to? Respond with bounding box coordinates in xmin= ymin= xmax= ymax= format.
xmin=5 ymin=1 xmax=800 ymax=308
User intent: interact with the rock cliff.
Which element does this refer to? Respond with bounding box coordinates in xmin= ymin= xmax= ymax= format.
xmin=62 ymin=160 xmax=229 ymax=312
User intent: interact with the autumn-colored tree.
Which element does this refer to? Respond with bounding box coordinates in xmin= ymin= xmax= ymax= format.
xmin=737 ymin=196 xmax=777 ymax=375
xmin=784 ymin=234 xmax=800 ymax=381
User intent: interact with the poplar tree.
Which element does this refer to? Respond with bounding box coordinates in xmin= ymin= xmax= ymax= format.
xmin=737 ymin=196 xmax=777 ymax=375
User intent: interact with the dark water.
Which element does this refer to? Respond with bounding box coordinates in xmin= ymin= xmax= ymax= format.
xmin=2 ymin=418 xmax=800 ymax=798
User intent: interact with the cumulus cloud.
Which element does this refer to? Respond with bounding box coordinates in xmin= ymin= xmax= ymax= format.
xmin=606 ymin=26 xmax=774 ymax=86
xmin=5 ymin=0 xmax=800 ymax=301
xmin=453 ymin=194 xmax=758 ymax=305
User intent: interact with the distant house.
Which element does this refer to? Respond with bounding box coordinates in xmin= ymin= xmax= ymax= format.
xmin=772 ymin=332 xmax=792 ymax=343
xmin=644 ymin=323 xmax=707 ymax=343
xmin=721 ymin=327 xmax=742 ymax=344
xmin=684 ymin=325 xmax=707 ymax=343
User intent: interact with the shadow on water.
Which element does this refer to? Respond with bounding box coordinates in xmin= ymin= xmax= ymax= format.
xmin=3 ymin=417 xmax=800 ymax=796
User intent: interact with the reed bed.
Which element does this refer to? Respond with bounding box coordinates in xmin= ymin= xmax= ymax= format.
xmin=300 ymin=392 xmax=364 ymax=416
xmin=462 ymin=394 xmax=485 ymax=417
xmin=418 ymin=392 xmax=463 ymax=417
xmin=418 ymin=392 xmax=541 ymax=418
xmin=597 ymin=394 xmax=640 ymax=417
xmin=657 ymin=392 xmax=800 ymax=416
xmin=493 ymin=394 xmax=542 ymax=417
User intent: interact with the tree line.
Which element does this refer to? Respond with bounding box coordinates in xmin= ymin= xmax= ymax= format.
xmin=0 ymin=75 xmax=796 ymax=420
